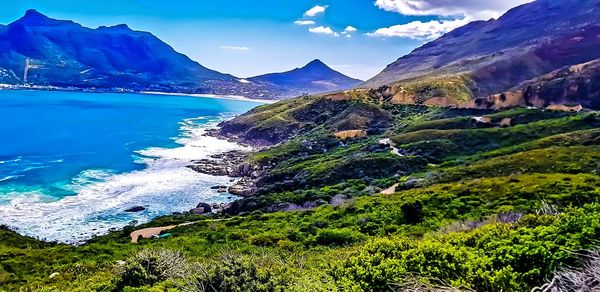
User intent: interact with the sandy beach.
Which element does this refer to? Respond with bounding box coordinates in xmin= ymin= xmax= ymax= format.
xmin=141 ymin=91 xmax=279 ymax=104
xmin=130 ymin=221 xmax=198 ymax=243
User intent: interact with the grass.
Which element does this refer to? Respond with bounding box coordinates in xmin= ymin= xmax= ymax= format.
xmin=391 ymin=112 xmax=599 ymax=162
xmin=433 ymin=146 xmax=600 ymax=184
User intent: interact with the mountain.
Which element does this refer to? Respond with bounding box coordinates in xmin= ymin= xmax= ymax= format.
xmin=247 ymin=59 xmax=362 ymax=98
xmin=0 ymin=10 xmax=359 ymax=100
xmin=363 ymin=0 xmax=600 ymax=109
xmin=480 ymin=60 xmax=600 ymax=110
xmin=0 ymin=9 xmax=236 ymax=92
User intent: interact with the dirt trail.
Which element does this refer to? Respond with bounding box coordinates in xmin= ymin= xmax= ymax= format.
xmin=379 ymin=138 xmax=404 ymax=157
xmin=130 ymin=226 xmax=176 ymax=243
xmin=130 ymin=221 xmax=199 ymax=243
xmin=381 ymin=183 xmax=399 ymax=195
xmin=129 ymin=220 xmax=229 ymax=243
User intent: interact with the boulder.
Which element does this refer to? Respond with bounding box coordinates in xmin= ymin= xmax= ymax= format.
xmin=239 ymin=163 xmax=252 ymax=176
xmin=227 ymin=177 xmax=257 ymax=197
xmin=403 ymin=178 xmax=419 ymax=189
xmin=228 ymin=183 xmax=256 ymax=197
xmin=190 ymin=208 xmax=208 ymax=215
xmin=125 ymin=206 xmax=145 ymax=212
xmin=194 ymin=202 xmax=212 ymax=213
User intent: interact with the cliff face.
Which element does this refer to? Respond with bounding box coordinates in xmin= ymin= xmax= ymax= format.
xmin=471 ymin=60 xmax=600 ymax=110
xmin=363 ymin=0 xmax=600 ymax=108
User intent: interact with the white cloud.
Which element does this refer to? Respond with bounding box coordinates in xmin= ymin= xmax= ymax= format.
xmin=309 ymin=26 xmax=339 ymax=37
xmin=366 ymin=18 xmax=470 ymax=40
xmin=304 ymin=5 xmax=328 ymax=17
xmin=374 ymin=0 xmax=533 ymax=19
xmin=294 ymin=20 xmax=316 ymax=26
xmin=343 ymin=26 xmax=357 ymax=33
xmin=368 ymin=0 xmax=533 ymax=41
xmin=219 ymin=46 xmax=251 ymax=51
xmin=342 ymin=26 xmax=357 ymax=38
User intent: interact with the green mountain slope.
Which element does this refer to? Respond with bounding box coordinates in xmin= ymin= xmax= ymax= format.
xmin=2 ymin=95 xmax=599 ymax=291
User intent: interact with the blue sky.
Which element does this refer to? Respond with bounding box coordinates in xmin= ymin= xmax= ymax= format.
xmin=0 ymin=0 xmax=532 ymax=80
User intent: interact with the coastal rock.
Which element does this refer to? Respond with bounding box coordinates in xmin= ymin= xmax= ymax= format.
xmin=191 ymin=203 xmax=212 ymax=214
xmin=125 ymin=206 xmax=145 ymax=212
xmin=190 ymin=208 xmax=208 ymax=215
xmin=228 ymin=177 xmax=257 ymax=197
xmin=188 ymin=149 xmax=264 ymax=198
xmin=188 ymin=150 xmax=253 ymax=177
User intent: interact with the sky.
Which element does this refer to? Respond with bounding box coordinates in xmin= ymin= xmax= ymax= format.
xmin=0 ymin=0 xmax=533 ymax=80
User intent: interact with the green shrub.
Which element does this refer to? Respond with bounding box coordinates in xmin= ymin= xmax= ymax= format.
xmin=315 ymin=228 xmax=366 ymax=246
xmin=115 ymin=248 xmax=191 ymax=290
xmin=190 ymin=250 xmax=296 ymax=292
xmin=329 ymin=204 xmax=600 ymax=291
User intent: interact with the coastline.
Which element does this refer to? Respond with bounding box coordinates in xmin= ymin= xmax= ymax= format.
xmin=0 ymin=84 xmax=279 ymax=104
xmin=140 ymin=91 xmax=279 ymax=104
xmin=0 ymin=94 xmax=259 ymax=245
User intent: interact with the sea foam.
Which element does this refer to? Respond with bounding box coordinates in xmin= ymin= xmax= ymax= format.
xmin=0 ymin=118 xmax=248 ymax=244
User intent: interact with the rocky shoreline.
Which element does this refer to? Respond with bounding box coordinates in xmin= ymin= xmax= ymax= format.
xmin=122 ymin=126 xmax=271 ymax=220
xmin=187 ymin=150 xmax=265 ymax=197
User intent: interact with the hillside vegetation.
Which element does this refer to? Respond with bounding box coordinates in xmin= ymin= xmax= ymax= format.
xmin=2 ymin=93 xmax=600 ymax=291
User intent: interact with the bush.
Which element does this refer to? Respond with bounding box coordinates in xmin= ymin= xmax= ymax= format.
xmin=329 ymin=204 xmax=600 ymax=291
xmin=115 ymin=248 xmax=191 ymax=290
xmin=189 ymin=250 xmax=294 ymax=292
xmin=401 ymin=200 xmax=424 ymax=224
xmin=315 ymin=228 xmax=366 ymax=246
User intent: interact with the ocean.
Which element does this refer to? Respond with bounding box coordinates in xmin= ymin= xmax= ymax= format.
xmin=0 ymin=90 xmax=262 ymax=243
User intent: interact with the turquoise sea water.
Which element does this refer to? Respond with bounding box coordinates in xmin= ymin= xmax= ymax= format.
xmin=0 ymin=90 xmax=262 ymax=243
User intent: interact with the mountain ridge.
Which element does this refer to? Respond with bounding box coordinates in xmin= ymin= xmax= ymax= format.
xmin=0 ymin=10 xmax=361 ymax=100
xmin=247 ymin=59 xmax=363 ymax=97
xmin=362 ymin=0 xmax=600 ymax=108
xmin=0 ymin=9 xmax=236 ymax=91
